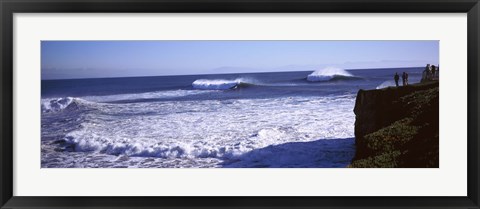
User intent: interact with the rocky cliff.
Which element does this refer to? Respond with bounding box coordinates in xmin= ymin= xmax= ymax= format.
xmin=350 ymin=81 xmax=439 ymax=168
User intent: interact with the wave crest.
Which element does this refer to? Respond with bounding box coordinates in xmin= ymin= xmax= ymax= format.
xmin=376 ymin=80 xmax=397 ymax=89
xmin=192 ymin=78 xmax=255 ymax=90
xmin=41 ymin=97 xmax=76 ymax=113
xmin=62 ymin=126 xmax=300 ymax=159
xmin=307 ymin=67 xmax=354 ymax=82
xmin=82 ymin=90 xmax=210 ymax=103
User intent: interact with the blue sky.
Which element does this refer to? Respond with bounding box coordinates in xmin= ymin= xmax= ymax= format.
xmin=41 ymin=41 xmax=439 ymax=79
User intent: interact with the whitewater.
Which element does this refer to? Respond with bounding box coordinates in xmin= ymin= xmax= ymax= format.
xmin=41 ymin=67 xmax=424 ymax=168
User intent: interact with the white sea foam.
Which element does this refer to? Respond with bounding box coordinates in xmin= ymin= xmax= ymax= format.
xmin=376 ymin=80 xmax=397 ymax=89
xmin=307 ymin=67 xmax=354 ymax=82
xmin=41 ymin=97 xmax=75 ymax=113
xmin=81 ymin=89 xmax=213 ymax=103
xmin=41 ymin=89 xmax=216 ymax=112
xmin=52 ymin=95 xmax=356 ymax=167
xmin=192 ymin=78 xmax=255 ymax=90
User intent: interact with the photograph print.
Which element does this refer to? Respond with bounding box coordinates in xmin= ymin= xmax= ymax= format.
xmin=41 ymin=40 xmax=439 ymax=168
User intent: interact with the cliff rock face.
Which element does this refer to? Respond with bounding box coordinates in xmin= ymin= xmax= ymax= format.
xmin=351 ymin=82 xmax=439 ymax=168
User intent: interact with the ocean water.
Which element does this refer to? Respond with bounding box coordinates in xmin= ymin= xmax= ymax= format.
xmin=41 ymin=67 xmax=423 ymax=168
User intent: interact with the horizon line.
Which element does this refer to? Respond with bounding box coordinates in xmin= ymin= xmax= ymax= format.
xmin=41 ymin=66 xmax=429 ymax=81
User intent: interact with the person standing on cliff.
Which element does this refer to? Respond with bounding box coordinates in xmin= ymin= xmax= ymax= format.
xmin=402 ymin=72 xmax=407 ymax=86
xmin=422 ymin=64 xmax=431 ymax=82
xmin=405 ymin=72 xmax=409 ymax=85
xmin=431 ymin=65 xmax=437 ymax=78
xmin=394 ymin=72 xmax=400 ymax=87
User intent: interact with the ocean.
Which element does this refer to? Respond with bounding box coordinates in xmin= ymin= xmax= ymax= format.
xmin=41 ymin=67 xmax=423 ymax=168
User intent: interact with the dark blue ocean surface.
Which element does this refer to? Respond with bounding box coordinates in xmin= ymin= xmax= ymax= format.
xmin=41 ymin=67 xmax=424 ymax=168
xmin=42 ymin=67 xmax=422 ymax=101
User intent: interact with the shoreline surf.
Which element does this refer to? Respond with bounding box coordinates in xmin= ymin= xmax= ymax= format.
xmin=41 ymin=67 xmax=424 ymax=168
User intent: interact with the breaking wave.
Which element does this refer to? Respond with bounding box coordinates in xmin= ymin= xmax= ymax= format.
xmin=41 ymin=97 xmax=76 ymax=113
xmin=81 ymin=89 xmax=212 ymax=103
xmin=192 ymin=78 xmax=257 ymax=90
xmin=41 ymin=90 xmax=216 ymax=112
xmin=307 ymin=67 xmax=355 ymax=82
xmin=376 ymin=80 xmax=397 ymax=89
xmin=43 ymin=95 xmax=356 ymax=167
xmin=62 ymin=119 xmax=354 ymax=162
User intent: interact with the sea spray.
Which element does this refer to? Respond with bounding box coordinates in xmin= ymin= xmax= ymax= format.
xmin=41 ymin=97 xmax=75 ymax=113
xmin=44 ymin=95 xmax=356 ymax=167
xmin=192 ymin=78 xmax=257 ymax=90
xmin=41 ymin=68 xmax=423 ymax=168
xmin=376 ymin=80 xmax=397 ymax=89
xmin=307 ymin=67 xmax=354 ymax=82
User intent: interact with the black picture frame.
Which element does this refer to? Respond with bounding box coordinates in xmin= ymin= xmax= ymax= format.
xmin=1 ymin=0 xmax=479 ymax=208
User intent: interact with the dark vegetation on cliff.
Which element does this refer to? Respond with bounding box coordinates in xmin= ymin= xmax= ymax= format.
xmin=350 ymin=81 xmax=439 ymax=168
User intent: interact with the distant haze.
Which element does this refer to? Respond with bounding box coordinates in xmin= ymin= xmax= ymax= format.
xmin=42 ymin=41 xmax=439 ymax=80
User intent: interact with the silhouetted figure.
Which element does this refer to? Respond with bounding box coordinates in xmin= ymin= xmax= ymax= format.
xmin=422 ymin=64 xmax=431 ymax=82
xmin=405 ymin=72 xmax=409 ymax=85
xmin=394 ymin=72 xmax=400 ymax=87
xmin=431 ymin=65 xmax=436 ymax=78
xmin=402 ymin=72 xmax=406 ymax=86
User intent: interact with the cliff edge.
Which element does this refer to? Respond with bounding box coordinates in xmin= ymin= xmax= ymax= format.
xmin=350 ymin=81 xmax=439 ymax=168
